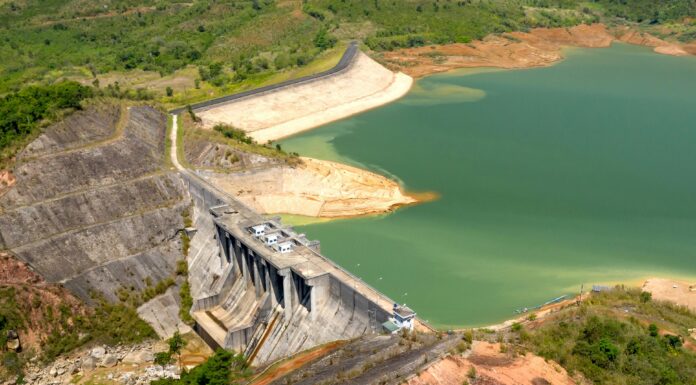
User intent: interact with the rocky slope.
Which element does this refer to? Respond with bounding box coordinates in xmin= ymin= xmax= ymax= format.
xmin=0 ymin=104 xmax=188 ymax=304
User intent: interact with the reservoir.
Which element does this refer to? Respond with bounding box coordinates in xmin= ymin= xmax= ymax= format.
xmin=280 ymin=44 xmax=696 ymax=328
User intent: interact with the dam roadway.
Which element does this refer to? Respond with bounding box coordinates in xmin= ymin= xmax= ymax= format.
xmin=169 ymin=114 xmax=431 ymax=365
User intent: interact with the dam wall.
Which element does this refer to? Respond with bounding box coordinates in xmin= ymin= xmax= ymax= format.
xmin=181 ymin=170 xmax=401 ymax=365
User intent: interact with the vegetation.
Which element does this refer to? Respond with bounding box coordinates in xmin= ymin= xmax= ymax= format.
xmin=154 ymin=331 xmax=187 ymax=367
xmin=0 ymin=81 xmax=92 ymax=166
xmin=213 ymin=124 xmax=254 ymax=145
xmin=41 ymin=296 xmax=156 ymax=363
xmin=116 ymin=276 xmax=176 ymax=308
xmin=178 ymin=207 xmax=195 ymax=326
xmin=181 ymin=117 xmax=300 ymax=168
xmin=516 ymin=287 xmax=696 ymax=384
xmin=0 ymin=1 xmax=333 ymax=96
xmin=0 ymin=0 xmax=693 ymax=109
xmin=179 ymin=281 xmax=195 ymax=326
xmin=151 ymin=348 xmax=251 ymax=385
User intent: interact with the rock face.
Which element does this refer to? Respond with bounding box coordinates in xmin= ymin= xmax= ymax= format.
xmin=0 ymin=104 xmax=187 ymax=303
xmin=5 ymin=330 xmax=20 ymax=352
xmin=23 ymin=343 xmax=180 ymax=385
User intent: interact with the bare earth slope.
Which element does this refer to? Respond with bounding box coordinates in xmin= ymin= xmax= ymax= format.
xmin=643 ymin=278 xmax=696 ymax=313
xmin=405 ymin=341 xmax=576 ymax=385
xmin=0 ymin=105 xmax=188 ymax=305
xmin=204 ymin=157 xmax=417 ymax=218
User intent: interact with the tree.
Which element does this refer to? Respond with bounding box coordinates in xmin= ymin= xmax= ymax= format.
xmin=313 ymin=27 xmax=337 ymax=50
xmin=169 ymin=331 xmax=186 ymax=370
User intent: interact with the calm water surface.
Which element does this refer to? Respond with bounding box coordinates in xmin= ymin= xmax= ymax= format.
xmin=280 ymin=44 xmax=696 ymax=328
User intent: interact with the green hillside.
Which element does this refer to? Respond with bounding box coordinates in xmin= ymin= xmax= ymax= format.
xmin=1 ymin=1 xmax=693 ymax=97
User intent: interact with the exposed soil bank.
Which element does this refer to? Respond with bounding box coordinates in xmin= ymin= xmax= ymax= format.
xmin=382 ymin=24 xmax=696 ymax=78
xmin=204 ymin=157 xmax=434 ymax=218
xmin=643 ymin=277 xmax=696 ymax=312
xmin=405 ymin=341 xmax=576 ymax=385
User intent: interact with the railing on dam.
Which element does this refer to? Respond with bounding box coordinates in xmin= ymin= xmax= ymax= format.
xmin=170 ymin=41 xmax=359 ymax=115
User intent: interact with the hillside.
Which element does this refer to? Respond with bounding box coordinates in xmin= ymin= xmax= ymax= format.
xmin=1 ymin=0 xmax=694 ymax=103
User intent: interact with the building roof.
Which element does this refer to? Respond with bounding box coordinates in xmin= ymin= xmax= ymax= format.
xmin=382 ymin=320 xmax=400 ymax=333
xmin=394 ymin=305 xmax=416 ymax=319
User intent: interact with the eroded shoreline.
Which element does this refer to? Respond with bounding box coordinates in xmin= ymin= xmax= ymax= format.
xmin=382 ymin=23 xmax=696 ymax=78
xmin=202 ymin=23 xmax=695 ymax=220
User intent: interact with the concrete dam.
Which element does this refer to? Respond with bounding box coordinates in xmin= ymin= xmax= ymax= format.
xmin=177 ymin=43 xmax=425 ymax=365
xmin=184 ymin=170 xmax=424 ymax=365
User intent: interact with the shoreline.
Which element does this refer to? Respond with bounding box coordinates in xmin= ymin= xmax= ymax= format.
xmin=463 ymin=274 xmax=696 ymax=333
xmin=195 ymin=24 xmax=695 ymax=222
xmin=382 ymin=23 xmax=695 ymax=79
xmin=203 ymin=156 xmax=438 ymax=219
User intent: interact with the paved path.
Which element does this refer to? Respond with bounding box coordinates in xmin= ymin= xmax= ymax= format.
xmin=170 ymin=114 xmax=183 ymax=171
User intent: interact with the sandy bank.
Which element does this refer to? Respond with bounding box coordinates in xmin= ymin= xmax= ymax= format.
xmin=405 ymin=341 xmax=576 ymax=385
xmin=383 ymin=24 xmax=695 ymax=78
xmin=197 ymin=52 xmax=413 ymax=142
xmin=643 ymin=277 xmax=696 ymax=312
xmin=203 ymin=157 xmax=427 ymax=218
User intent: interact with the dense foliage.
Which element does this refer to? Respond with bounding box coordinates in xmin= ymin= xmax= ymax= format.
xmin=0 ymin=0 xmax=328 ymax=93
xmin=519 ymin=288 xmax=696 ymax=384
xmin=0 ymin=81 xmax=91 ymax=162
xmin=151 ymin=349 xmax=250 ymax=385
xmin=596 ymin=0 xmax=696 ymax=23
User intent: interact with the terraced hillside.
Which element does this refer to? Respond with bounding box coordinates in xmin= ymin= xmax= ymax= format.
xmin=0 ymin=104 xmax=188 ymax=304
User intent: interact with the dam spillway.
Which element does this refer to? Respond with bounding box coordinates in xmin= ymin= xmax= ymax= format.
xmin=182 ymin=172 xmax=424 ymax=365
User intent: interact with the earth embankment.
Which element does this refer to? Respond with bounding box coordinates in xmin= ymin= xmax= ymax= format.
xmin=197 ymin=52 xmax=413 ymax=143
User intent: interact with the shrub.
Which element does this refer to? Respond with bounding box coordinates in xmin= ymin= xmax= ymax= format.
xmin=213 ymin=124 xmax=254 ymax=144
xmin=154 ymin=351 xmax=173 ymax=366
xmin=640 ymin=291 xmax=652 ymax=303
xmin=0 ymin=81 xmax=92 ymax=162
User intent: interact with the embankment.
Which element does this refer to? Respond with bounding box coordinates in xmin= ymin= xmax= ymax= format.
xmin=196 ymin=51 xmax=413 ymax=143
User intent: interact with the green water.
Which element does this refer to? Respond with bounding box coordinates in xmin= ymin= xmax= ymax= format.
xmin=280 ymin=44 xmax=696 ymax=328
